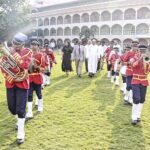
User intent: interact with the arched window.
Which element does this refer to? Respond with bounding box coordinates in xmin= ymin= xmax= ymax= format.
xmin=44 ymin=39 xmax=49 ymax=44
xmin=72 ymin=27 xmax=80 ymax=36
xmin=91 ymin=25 xmax=99 ymax=35
xmin=50 ymin=28 xmax=56 ymax=36
xmin=57 ymin=28 xmax=63 ymax=36
xmin=64 ymin=27 xmax=71 ymax=36
xmin=90 ymin=12 xmax=100 ymax=22
xmin=64 ymin=15 xmax=71 ymax=24
xmin=111 ymin=24 xmax=122 ymax=35
xmin=112 ymin=10 xmax=123 ymax=20
xmin=137 ymin=7 xmax=150 ymax=19
xmin=81 ymin=26 xmax=89 ymax=32
xmin=101 ymin=11 xmax=111 ymax=21
xmin=38 ymin=39 xmax=43 ymax=46
xmin=81 ymin=13 xmax=89 ymax=22
xmin=44 ymin=18 xmax=49 ymax=26
xmin=38 ymin=29 xmax=43 ymax=36
xmin=38 ymin=19 xmax=43 ymax=26
xmin=136 ymin=23 xmax=149 ymax=34
xmin=100 ymin=25 xmax=110 ymax=35
xmin=57 ymin=16 xmax=63 ymax=25
xmin=72 ymin=14 xmax=80 ymax=23
xmin=44 ymin=28 xmax=49 ymax=36
xmin=123 ymin=39 xmax=133 ymax=47
xmin=124 ymin=9 xmax=136 ymax=20
xmin=123 ymin=24 xmax=135 ymax=35
xmin=50 ymin=17 xmax=56 ymax=25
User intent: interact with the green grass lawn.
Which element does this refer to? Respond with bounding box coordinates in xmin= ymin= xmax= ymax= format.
xmin=0 ymin=52 xmax=150 ymax=150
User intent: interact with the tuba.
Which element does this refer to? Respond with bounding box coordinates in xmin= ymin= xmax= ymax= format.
xmin=0 ymin=42 xmax=28 ymax=83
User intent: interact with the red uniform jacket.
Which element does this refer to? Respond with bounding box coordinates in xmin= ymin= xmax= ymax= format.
xmin=131 ymin=53 xmax=150 ymax=86
xmin=105 ymin=47 xmax=111 ymax=61
xmin=109 ymin=52 xmax=119 ymax=70
xmin=29 ymin=52 xmax=46 ymax=84
xmin=122 ymin=50 xmax=138 ymax=76
xmin=0 ymin=48 xmax=32 ymax=89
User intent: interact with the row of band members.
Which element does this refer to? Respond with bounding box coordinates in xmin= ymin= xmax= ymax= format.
xmin=0 ymin=33 xmax=150 ymax=144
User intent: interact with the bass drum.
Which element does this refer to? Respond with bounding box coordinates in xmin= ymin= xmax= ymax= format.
xmin=120 ymin=65 xmax=127 ymax=76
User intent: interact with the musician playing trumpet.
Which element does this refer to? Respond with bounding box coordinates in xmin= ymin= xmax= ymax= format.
xmin=0 ymin=33 xmax=32 ymax=144
xmin=26 ymin=40 xmax=46 ymax=119
xmin=108 ymin=47 xmax=120 ymax=86
xmin=119 ymin=46 xmax=131 ymax=95
xmin=122 ymin=41 xmax=139 ymax=105
xmin=130 ymin=45 xmax=150 ymax=125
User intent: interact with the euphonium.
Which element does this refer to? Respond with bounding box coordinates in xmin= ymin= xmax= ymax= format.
xmin=0 ymin=42 xmax=28 ymax=82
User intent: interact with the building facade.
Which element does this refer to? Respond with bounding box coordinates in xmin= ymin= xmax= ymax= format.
xmin=31 ymin=0 xmax=150 ymax=47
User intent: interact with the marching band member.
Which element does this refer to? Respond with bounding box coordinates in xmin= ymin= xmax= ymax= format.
xmin=108 ymin=47 xmax=120 ymax=85
xmin=0 ymin=33 xmax=32 ymax=144
xmin=130 ymin=45 xmax=150 ymax=125
xmin=105 ymin=41 xmax=114 ymax=78
xmin=43 ymin=44 xmax=57 ymax=86
xmin=122 ymin=41 xmax=139 ymax=105
xmin=26 ymin=40 xmax=45 ymax=119
xmin=120 ymin=46 xmax=131 ymax=95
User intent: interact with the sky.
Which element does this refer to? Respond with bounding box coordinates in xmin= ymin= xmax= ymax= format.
xmin=30 ymin=0 xmax=77 ymax=6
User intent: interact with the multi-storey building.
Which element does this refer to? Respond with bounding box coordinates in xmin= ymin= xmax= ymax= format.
xmin=30 ymin=0 xmax=150 ymax=47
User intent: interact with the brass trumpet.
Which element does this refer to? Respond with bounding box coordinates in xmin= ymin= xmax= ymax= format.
xmin=143 ymin=54 xmax=150 ymax=63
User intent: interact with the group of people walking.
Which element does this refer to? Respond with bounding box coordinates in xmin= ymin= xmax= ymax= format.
xmin=61 ymin=38 xmax=109 ymax=78
xmin=61 ymin=37 xmax=150 ymax=126
xmin=0 ymin=32 xmax=150 ymax=145
xmin=0 ymin=33 xmax=56 ymax=144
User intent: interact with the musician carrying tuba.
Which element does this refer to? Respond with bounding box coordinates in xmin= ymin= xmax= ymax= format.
xmin=0 ymin=33 xmax=32 ymax=144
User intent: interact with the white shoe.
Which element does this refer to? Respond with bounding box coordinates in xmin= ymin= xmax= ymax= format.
xmin=115 ymin=76 xmax=119 ymax=86
xmin=26 ymin=102 xmax=33 ymax=118
xmin=120 ymin=83 xmax=124 ymax=92
xmin=124 ymin=91 xmax=129 ymax=102
xmin=17 ymin=118 xmax=25 ymax=144
xmin=35 ymin=96 xmax=38 ymax=106
xmin=123 ymin=83 xmax=127 ymax=95
xmin=137 ymin=103 xmax=144 ymax=119
xmin=111 ymin=76 xmax=115 ymax=83
xmin=129 ymin=90 xmax=133 ymax=104
xmin=46 ymin=76 xmax=50 ymax=85
xmin=107 ymin=71 xmax=111 ymax=78
xmin=38 ymin=99 xmax=43 ymax=113
xmin=132 ymin=104 xmax=138 ymax=121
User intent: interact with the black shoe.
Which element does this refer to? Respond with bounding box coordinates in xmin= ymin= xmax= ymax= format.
xmin=35 ymin=105 xmax=38 ymax=109
xmin=78 ymin=75 xmax=81 ymax=78
xmin=15 ymin=125 xmax=18 ymax=131
xmin=137 ymin=118 xmax=141 ymax=123
xmin=17 ymin=139 xmax=24 ymax=145
xmin=124 ymin=101 xmax=132 ymax=106
xmin=132 ymin=120 xmax=138 ymax=125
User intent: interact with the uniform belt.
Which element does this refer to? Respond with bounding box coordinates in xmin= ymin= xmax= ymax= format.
xmin=29 ymin=73 xmax=41 ymax=75
xmin=133 ymin=74 xmax=147 ymax=80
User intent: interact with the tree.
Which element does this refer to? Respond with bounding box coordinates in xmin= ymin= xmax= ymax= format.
xmin=0 ymin=0 xmax=30 ymax=40
xmin=79 ymin=28 xmax=94 ymax=40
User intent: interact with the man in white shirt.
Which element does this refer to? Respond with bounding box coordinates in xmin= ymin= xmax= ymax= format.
xmin=86 ymin=38 xmax=100 ymax=78
xmin=84 ymin=40 xmax=91 ymax=72
xmin=98 ymin=41 xmax=108 ymax=70
xmin=113 ymin=40 xmax=122 ymax=55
